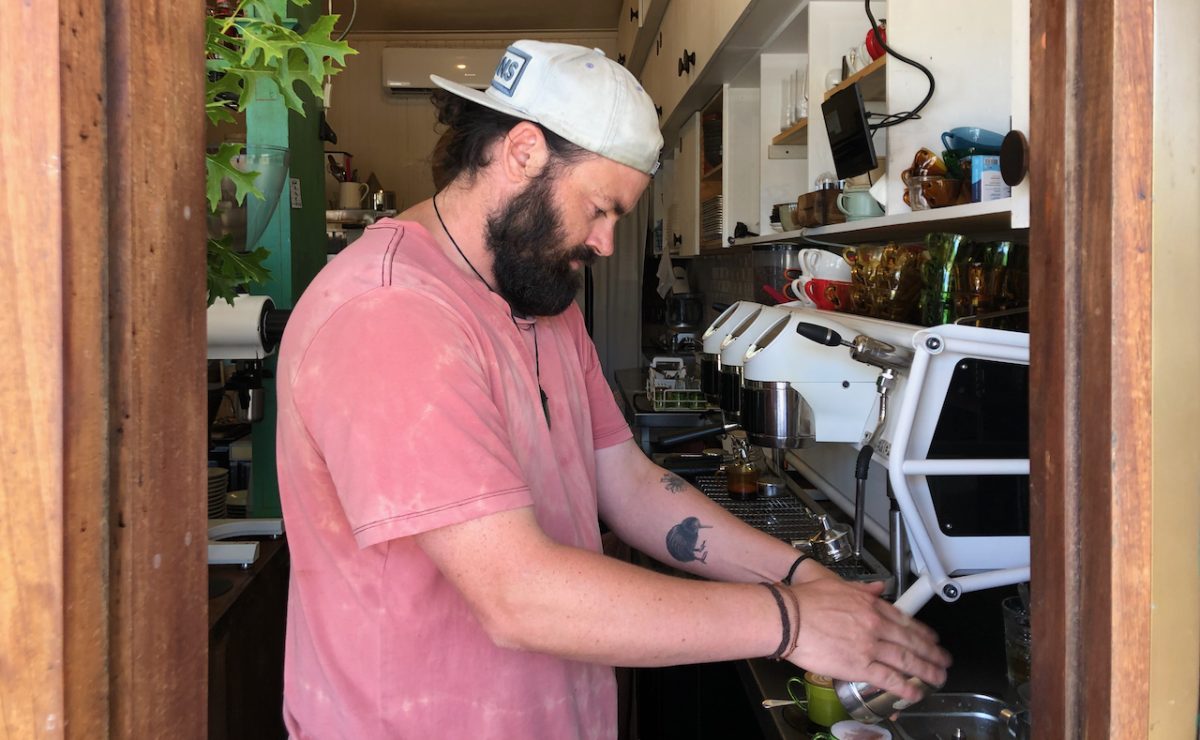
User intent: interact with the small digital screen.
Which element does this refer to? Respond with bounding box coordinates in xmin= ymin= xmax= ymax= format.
xmin=821 ymin=84 xmax=877 ymax=180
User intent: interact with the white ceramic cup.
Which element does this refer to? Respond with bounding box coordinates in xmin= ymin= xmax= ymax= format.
xmin=787 ymin=276 xmax=817 ymax=307
xmin=800 ymin=248 xmax=852 ymax=281
xmin=338 ymin=181 xmax=369 ymax=209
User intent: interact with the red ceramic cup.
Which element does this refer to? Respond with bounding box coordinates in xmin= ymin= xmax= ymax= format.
xmin=804 ymin=278 xmax=853 ymax=311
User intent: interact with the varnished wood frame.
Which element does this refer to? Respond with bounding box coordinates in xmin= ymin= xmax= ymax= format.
xmin=2 ymin=0 xmax=209 ymax=736
xmin=1 ymin=0 xmax=1159 ymax=737
xmin=1029 ymin=0 xmax=1153 ymax=737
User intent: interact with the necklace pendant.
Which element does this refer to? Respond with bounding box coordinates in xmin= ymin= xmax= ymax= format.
xmin=539 ymin=386 xmax=551 ymax=429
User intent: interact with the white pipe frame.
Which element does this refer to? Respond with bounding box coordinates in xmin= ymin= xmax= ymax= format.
xmin=887 ymin=325 xmax=1032 ymax=613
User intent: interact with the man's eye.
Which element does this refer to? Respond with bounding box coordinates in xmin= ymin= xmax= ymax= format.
xmin=595 ymin=207 xmax=606 ymax=218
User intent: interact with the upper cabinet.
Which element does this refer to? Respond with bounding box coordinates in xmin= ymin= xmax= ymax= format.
xmin=629 ymin=0 xmax=1031 ymax=252
xmin=616 ymin=0 xmax=668 ymax=75
xmin=640 ymin=0 xmax=752 ymax=129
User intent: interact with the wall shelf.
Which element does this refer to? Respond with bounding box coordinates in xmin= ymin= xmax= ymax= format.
xmin=732 ymin=198 xmax=1026 ymax=246
xmin=823 ymin=55 xmax=886 ymax=102
xmin=771 ymin=117 xmax=809 ymax=146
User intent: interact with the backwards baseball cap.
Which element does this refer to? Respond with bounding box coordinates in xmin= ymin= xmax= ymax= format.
xmin=430 ymin=40 xmax=664 ymax=176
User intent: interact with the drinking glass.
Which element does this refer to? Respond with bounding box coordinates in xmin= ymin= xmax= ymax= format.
xmin=1002 ymin=595 xmax=1032 ymax=691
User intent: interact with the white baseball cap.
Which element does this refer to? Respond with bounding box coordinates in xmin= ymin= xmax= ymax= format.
xmin=430 ymin=40 xmax=664 ymax=176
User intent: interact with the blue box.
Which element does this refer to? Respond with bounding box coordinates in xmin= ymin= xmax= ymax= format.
xmin=969 ymin=155 xmax=1011 ymax=203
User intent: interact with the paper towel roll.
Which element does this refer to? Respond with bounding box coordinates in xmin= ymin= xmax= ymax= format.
xmin=207 ymin=295 xmax=274 ymax=359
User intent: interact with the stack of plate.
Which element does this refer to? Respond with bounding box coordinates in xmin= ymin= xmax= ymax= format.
xmin=208 ymin=467 xmax=229 ymax=519
xmin=225 ymin=489 xmax=248 ymax=519
xmin=701 ymin=195 xmax=724 ymax=244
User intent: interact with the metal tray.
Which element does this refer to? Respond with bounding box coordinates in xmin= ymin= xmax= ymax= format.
xmin=887 ymin=693 xmax=1014 ymax=740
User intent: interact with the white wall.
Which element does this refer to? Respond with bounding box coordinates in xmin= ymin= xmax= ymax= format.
xmin=806 ymin=1 xmax=887 ymax=186
xmin=326 ymin=33 xmax=616 ymax=211
xmin=758 ymin=53 xmax=808 ymax=230
xmin=884 ymin=0 xmax=1012 ymax=214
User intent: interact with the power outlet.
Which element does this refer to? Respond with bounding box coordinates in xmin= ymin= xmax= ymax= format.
xmin=289 ymin=177 xmax=303 ymax=208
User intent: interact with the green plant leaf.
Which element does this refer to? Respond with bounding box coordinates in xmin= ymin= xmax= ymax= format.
xmin=229 ymin=66 xmax=279 ymax=110
xmin=207 ymin=236 xmax=272 ymax=306
xmin=206 ymin=103 xmax=238 ymax=126
xmin=277 ymin=48 xmax=323 ymax=101
xmin=297 ymin=15 xmax=357 ymax=82
xmin=235 ymin=18 xmax=301 ymax=68
xmin=205 ymin=142 xmax=264 ymax=211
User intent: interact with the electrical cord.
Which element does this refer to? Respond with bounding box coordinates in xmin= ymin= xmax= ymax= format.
xmin=797 ymin=230 xmax=852 ymax=250
xmin=864 ymin=0 xmax=935 ymax=132
xmin=330 ymin=0 xmax=357 ymax=41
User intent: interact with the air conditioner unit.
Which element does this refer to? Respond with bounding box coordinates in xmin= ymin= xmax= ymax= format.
xmin=381 ymin=47 xmax=503 ymax=94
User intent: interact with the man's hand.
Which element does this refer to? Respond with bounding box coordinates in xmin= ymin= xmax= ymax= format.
xmin=785 ymin=579 xmax=951 ymax=702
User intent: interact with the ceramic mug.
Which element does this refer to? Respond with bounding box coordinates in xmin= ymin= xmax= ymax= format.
xmin=785 ymin=276 xmax=818 ymax=307
xmin=800 ymin=248 xmax=852 ymax=282
xmin=804 ymin=278 xmax=853 ymax=311
xmin=837 ymin=188 xmax=884 ymax=220
xmin=804 ymin=672 xmax=852 ymax=727
xmin=338 ymin=181 xmax=369 ymax=209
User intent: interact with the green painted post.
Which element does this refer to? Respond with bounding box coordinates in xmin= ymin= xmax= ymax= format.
xmin=245 ymin=0 xmax=329 ymax=517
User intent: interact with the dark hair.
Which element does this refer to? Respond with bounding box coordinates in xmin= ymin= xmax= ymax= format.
xmin=430 ymin=89 xmax=591 ymax=190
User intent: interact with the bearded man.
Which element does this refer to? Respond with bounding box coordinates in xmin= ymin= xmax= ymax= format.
xmin=275 ymin=40 xmax=949 ymax=739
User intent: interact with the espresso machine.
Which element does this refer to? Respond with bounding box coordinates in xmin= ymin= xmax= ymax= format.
xmin=735 ymin=307 xmax=1030 ymax=612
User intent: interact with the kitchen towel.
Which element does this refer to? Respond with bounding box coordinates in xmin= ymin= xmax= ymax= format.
xmin=656 ymin=246 xmax=675 ymax=298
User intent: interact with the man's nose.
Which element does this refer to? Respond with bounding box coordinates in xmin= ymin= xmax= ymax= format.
xmin=586 ymin=222 xmax=615 ymax=258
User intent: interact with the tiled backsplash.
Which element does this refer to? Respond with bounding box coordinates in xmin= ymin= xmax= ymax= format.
xmin=687 ymin=253 xmax=756 ymax=328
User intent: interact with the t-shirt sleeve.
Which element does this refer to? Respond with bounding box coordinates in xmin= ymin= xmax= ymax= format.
xmin=568 ymin=308 xmax=633 ymax=451
xmin=290 ymin=288 xmax=534 ymax=549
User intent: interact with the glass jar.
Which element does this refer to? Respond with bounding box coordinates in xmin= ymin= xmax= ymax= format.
xmin=726 ymin=460 xmax=759 ymax=500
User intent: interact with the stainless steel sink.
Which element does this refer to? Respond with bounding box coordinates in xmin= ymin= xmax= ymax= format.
xmin=887 ymin=693 xmax=1016 ymax=740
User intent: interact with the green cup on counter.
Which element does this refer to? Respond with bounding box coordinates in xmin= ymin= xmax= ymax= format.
xmin=804 ymin=672 xmax=851 ymax=727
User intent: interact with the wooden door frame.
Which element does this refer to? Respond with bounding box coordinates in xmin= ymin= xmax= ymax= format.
xmin=1029 ymin=0 xmax=1154 ymax=736
xmin=2 ymin=0 xmax=209 ymax=737
xmin=1 ymin=0 xmax=1162 ymax=737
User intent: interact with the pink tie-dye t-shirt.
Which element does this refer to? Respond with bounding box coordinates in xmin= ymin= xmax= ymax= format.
xmin=275 ymin=220 xmax=633 ymax=739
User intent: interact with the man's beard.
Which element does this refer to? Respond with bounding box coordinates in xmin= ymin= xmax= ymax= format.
xmin=486 ymin=172 xmax=596 ymax=317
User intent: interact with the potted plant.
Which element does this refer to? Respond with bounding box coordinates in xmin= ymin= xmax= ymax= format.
xmin=204 ymin=0 xmax=355 ymax=305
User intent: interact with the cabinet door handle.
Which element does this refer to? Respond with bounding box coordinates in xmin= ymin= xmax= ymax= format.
xmin=673 ymin=234 xmax=682 ymax=246
xmin=630 ymin=6 xmax=639 ymax=22
xmin=656 ymin=32 xmax=662 ymax=55
xmin=618 ymin=52 xmax=627 ymax=66
xmin=678 ymin=48 xmax=697 ymax=76
xmin=655 ymin=104 xmax=663 ymax=118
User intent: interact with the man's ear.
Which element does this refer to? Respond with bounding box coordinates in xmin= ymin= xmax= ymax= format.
xmin=501 ymin=121 xmax=550 ymax=181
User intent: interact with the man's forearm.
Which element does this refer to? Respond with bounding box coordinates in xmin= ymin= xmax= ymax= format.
xmin=597 ymin=449 xmax=832 ymax=585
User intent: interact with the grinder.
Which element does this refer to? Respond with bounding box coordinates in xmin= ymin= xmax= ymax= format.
xmin=716 ymin=305 xmax=792 ymax=423
xmin=697 ymin=301 xmax=761 ymax=402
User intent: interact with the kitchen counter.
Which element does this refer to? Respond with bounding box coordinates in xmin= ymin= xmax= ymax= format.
xmin=209 ymin=536 xmax=289 ymax=740
xmin=612 ymin=366 xmax=718 ymax=453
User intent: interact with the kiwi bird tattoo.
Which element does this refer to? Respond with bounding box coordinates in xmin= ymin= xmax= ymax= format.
xmin=666 ymin=517 xmax=712 ymax=563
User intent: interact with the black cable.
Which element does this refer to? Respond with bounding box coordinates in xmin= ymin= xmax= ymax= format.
xmin=864 ymin=0 xmax=935 ymax=132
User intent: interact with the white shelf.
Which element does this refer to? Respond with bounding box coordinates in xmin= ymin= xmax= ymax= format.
xmin=733 ymin=199 xmax=1026 ymax=246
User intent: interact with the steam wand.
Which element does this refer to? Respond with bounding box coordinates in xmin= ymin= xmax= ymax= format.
xmin=794 ymin=322 xmax=912 ymax=560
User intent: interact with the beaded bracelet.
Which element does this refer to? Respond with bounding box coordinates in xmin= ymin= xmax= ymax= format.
xmin=761 ymin=582 xmax=791 ymax=661
xmin=782 ymin=554 xmax=812 ymax=586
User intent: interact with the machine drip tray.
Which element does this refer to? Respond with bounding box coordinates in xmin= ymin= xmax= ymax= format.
xmin=693 ymin=472 xmax=886 ymax=582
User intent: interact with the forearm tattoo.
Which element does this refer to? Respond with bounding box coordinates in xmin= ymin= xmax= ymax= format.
xmin=660 ymin=472 xmax=686 ymax=493
xmin=666 ymin=516 xmax=712 ymax=564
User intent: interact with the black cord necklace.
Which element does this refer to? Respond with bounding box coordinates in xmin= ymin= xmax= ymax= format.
xmin=432 ymin=194 xmax=551 ymax=429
